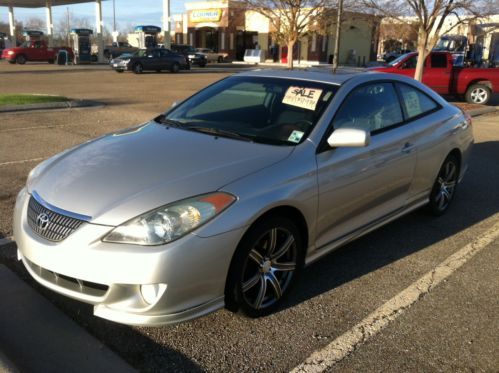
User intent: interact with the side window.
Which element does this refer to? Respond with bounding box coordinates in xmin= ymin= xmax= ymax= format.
xmin=431 ymin=53 xmax=447 ymax=68
xmin=160 ymin=49 xmax=170 ymax=57
xmin=333 ymin=83 xmax=403 ymax=133
xmin=397 ymin=83 xmax=439 ymax=119
xmin=402 ymin=55 xmax=418 ymax=69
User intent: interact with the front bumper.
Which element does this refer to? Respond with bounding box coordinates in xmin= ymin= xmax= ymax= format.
xmin=14 ymin=188 xmax=244 ymax=325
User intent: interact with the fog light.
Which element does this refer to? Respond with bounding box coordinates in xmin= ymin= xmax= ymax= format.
xmin=140 ymin=284 xmax=167 ymax=305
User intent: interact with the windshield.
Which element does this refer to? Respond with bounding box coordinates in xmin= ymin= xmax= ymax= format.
xmin=159 ymin=76 xmax=337 ymax=146
xmin=387 ymin=53 xmax=413 ymax=66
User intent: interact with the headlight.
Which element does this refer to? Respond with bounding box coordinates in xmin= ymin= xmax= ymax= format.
xmin=120 ymin=59 xmax=130 ymax=65
xmin=103 ymin=192 xmax=236 ymax=245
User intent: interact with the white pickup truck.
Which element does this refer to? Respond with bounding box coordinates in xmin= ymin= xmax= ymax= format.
xmin=196 ymin=48 xmax=228 ymax=63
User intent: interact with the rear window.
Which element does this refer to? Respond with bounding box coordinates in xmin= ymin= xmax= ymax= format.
xmin=397 ymin=83 xmax=439 ymax=119
xmin=431 ymin=54 xmax=447 ymax=68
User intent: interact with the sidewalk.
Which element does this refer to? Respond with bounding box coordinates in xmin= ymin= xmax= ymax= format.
xmin=0 ymin=264 xmax=136 ymax=373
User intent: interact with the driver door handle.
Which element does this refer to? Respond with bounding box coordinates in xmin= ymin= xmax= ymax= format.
xmin=402 ymin=142 xmax=415 ymax=154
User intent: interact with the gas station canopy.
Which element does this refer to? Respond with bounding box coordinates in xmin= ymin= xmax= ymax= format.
xmin=0 ymin=0 xmax=101 ymax=7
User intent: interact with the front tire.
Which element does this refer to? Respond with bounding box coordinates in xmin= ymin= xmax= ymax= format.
xmin=465 ymin=83 xmax=491 ymax=105
xmin=428 ymin=154 xmax=459 ymax=216
xmin=170 ymin=62 xmax=180 ymax=73
xmin=217 ymin=56 xmax=224 ymax=63
xmin=226 ymin=216 xmax=304 ymax=318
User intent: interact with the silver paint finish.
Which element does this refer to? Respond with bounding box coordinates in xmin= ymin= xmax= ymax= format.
xmin=13 ymin=71 xmax=473 ymax=325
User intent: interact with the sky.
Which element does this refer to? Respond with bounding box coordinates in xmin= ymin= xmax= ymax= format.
xmin=1 ymin=0 xmax=188 ymax=31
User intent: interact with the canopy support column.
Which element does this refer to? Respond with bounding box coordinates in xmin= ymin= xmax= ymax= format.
xmin=95 ymin=0 xmax=104 ymax=62
xmin=46 ymin=0 xmax=53 ymax=47
xmin=8 ymin=6 xmax=15 ymax=44
xmin=162 ymin=0 xmax=171 ymax=49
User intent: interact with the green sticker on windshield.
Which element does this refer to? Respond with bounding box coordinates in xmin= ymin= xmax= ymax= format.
xmin=288 ymin=130 xmax=304 ymax=143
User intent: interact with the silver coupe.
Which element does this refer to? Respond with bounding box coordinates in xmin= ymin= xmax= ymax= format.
xmin=13 ymin=70 xmax=473 ymax=325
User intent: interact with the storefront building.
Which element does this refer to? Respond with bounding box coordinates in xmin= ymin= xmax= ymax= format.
xmin=173 ymin=1 xmax=381 ymax=64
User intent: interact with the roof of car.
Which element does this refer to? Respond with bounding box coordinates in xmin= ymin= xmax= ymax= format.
xmin=237 ymin=69 xmax=365 ymax=86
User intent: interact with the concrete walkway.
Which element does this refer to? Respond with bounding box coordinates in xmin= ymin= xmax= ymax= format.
xmin=0 ymin=264 xmax=136 ymax=373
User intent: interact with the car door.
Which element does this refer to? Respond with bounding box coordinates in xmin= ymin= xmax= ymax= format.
xmin=396 ymin=54 xmax=418 ymax=79
xmin=159 ymin=49 xmax=173 ymax=69
xmin=315 ymin=82 xmax=418 ymax=248
xmin=421 ymin=53 xmax=452 ymax=94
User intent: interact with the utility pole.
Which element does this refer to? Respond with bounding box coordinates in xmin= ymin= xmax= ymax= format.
xmin=66 ymin=7 xmax=70 ymax=46
xmin=332 ymin=0 xmax=343 ymax=73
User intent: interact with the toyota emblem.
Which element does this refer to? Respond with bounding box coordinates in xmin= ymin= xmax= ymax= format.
xmin=36 ymin=213 xmax=50 ymax=231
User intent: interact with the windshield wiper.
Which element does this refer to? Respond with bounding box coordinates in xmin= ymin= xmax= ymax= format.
xmin=155 ymin=115 xmax=184 ymax=128
xmin=184 ymin=126 xmax=253 ymax=142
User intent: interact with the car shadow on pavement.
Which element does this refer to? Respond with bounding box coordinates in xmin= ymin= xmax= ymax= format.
xmin=281 ymin=140 xmax=499 ymax=311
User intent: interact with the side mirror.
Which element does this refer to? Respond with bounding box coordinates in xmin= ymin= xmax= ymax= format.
xmin=327 ymin=128 xmax=370 ymax=148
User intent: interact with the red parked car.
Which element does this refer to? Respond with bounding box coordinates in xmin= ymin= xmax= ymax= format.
xmin=371 ymin=52 xmax=499 ymax=104
xmin=1 ymin=40 xmax=74 ymax=65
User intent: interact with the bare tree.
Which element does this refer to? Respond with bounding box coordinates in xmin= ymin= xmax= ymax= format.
xmin=241 ymin=0 xmax=331 ymax=69
xmin=365 ymin=0 xmax=498 ymax=80
xmin=24 ymin=17 xmax=46 ymax=31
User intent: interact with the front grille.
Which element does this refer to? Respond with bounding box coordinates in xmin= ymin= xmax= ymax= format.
xmin=27 ymin=196 xmax=84 ymax=242
xmin=24 ymin=257 xmax=109 ymax=298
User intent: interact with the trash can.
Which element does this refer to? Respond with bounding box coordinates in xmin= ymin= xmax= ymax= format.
xmin=57 ymin=50 xmax=68 ymax=65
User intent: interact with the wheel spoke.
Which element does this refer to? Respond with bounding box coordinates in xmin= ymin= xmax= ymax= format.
xmin=265 ymin=228 xmax=278 ymax=257
xmin=270 ymin=235 xmax=294 ymax=260
xmin=253 ymin=275 xmax=267 ymax=309
xmin=442 ymin=188 xmax=451 ymax=200
xmin=438 ymin=191 xmax=446 ymax=209
xmin=267 ymin=273 xmax=282 ymax=299
xmin=242 ymin=273 xmax=260 ymax=292
xmin=272 ymin=262 xmax=296 ymax=272
xmin=249 ymin=249 xmax=264 ymax=265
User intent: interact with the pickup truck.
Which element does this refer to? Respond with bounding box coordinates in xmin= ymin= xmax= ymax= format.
xmin=103 ymin=42 xmax=139 ymax=59
xmin=371 ymin=51 xmax=499 ymax=104
xmin=1 ymin=40 xmax=74 ymax=65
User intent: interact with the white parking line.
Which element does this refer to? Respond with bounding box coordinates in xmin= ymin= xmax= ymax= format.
xmin=292 ymin=217 xmax=499 ymax=373
xmin=0 ymin=157 xmax=45 ymax=167
xmin=0 ymin=124 xmax=69 ymax=132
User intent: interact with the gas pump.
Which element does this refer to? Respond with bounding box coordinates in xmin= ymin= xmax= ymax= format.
xmin=23 ymin=30 xmax=44 ymax=42
xmin=131 ymin=25 xmax=161 ymax=49
xmin=0 ymin=32 xmax=6 ymax=52
xmin=70 ymin=28 xmax=93 ymax=64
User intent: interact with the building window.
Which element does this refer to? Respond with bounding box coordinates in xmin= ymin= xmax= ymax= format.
xmin=322 ymin=36 xmax=327 ymax=52
xmin=311 ymin=33 xmax=317 ymax=53
xmin=230 ymin=33 xmax=234 ymax=50
xmin=189 ymin=32 xmax=193 ymax=46
xmin=221 ymin=31 xmax=225 ymax=50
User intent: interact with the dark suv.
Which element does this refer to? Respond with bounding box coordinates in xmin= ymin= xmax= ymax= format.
xmin=111 ymin=48 xmax=190 ymax=73
xmin=170 ymin=44 xmax=207 ymax=67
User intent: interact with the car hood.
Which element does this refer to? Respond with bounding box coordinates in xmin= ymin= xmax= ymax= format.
xmin=29 ymin=121 xmax=293 ymax=226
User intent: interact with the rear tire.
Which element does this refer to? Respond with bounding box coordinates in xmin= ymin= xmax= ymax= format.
xmin=217 ymin=56 xmax=224 ymax=63
xmin=16 ymin=54 xmax=27 ymax=65
xmin=428 ymin=154 xmax=460 ymax=216
xmin=465 ymin=83 xmax=491 ymax=105
xmin=225 ymin=216 xmax=304 ymax=318
xmin=133 ymin=63 xmax=143 ymax=74
xmin=170 ymin=62 xmax=180 ymax=73
xmin=199 ymin=61 xmax=207 ymax=68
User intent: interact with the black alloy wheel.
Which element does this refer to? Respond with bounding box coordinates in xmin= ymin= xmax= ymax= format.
xmin=226 ymin=216 xmax=304 ymax=317
xmin=133 ymin=63 xmax=143 ymax=74
xmin=428 ymin=154 xmax=459 ymax=216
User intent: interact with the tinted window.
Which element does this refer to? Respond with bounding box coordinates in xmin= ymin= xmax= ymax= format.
xmin=431 ymin=53 xmax=447 ymax=68
xmin=333 ymin=83 xmax=403 ymax=133
xmin=397 ymin=83 xmax=439 ymax=119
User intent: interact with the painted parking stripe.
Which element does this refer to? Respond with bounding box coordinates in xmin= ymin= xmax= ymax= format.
xmin=0 ymin=157 xmax=45 ymax=167
xmin=292 ymin=217 xmax=499 ymax=373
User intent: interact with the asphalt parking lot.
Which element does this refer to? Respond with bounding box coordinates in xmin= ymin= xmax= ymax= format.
xmin=0 ymin=61 xmax=498 ymax=372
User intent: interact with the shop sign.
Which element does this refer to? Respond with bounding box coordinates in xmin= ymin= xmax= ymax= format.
xmin=190 ymin=9 xmax=222 ymax=23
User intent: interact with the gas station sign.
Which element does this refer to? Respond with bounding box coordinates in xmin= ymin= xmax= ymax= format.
xmin=190 ymin=9 xmax=223 ymax=23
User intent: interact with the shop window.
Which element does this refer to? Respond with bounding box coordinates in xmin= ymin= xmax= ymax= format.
xmin=322 ymin=36 xmax=327 ymax=52
xmin=221 ymin=31 xmax=225 ymax=50
xmin=230 ymin=33 xmax=234 ymax=50
xmin=189 ymin=33 xmax=193 ymax=46
xmin=311 ymin=33 xmax=316 ymax=53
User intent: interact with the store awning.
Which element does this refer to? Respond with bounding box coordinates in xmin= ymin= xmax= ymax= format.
xmin=0 ymin=0 xmax=104 ymax=7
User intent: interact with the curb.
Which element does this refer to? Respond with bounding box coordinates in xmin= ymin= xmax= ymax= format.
xmin=0 ymin=100 xmax=104 ymax=113
xmin=467 ymin=106 xmax=498 ymax=117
